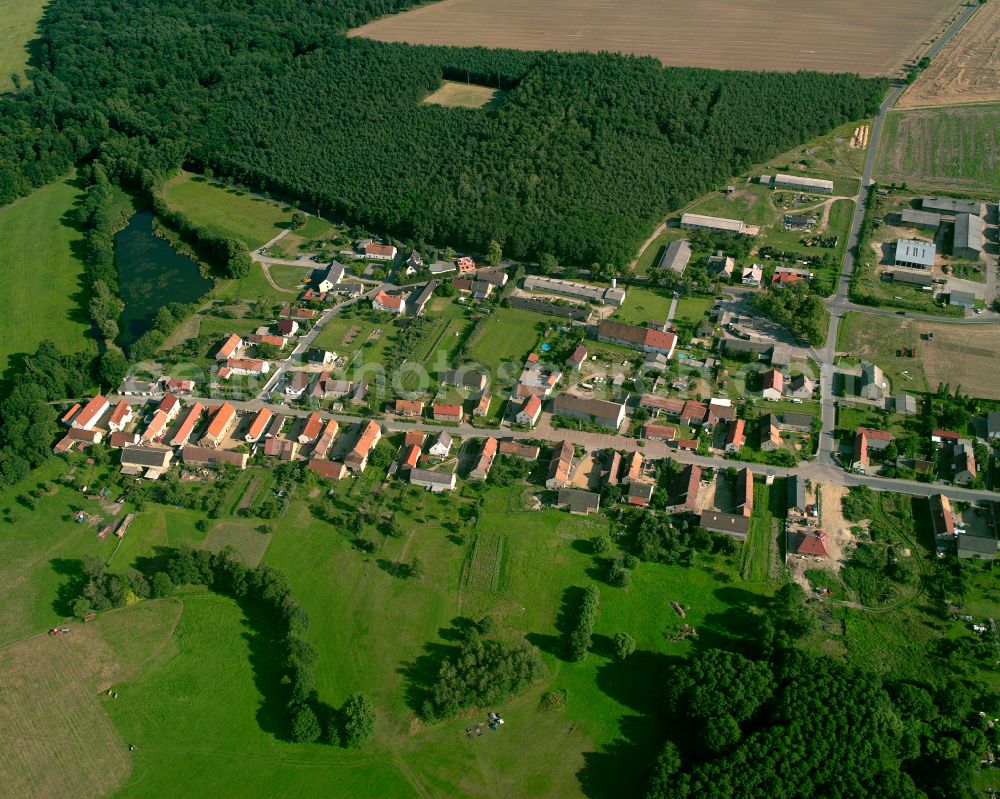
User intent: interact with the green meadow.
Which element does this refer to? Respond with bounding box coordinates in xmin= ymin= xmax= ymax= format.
xmin=161 ymin=172 xmax=293 ymax=249
xmin=0 ymin=176 xmax=95 ymax=376
xmin=0 ymin=0 xmax=47 ymax=92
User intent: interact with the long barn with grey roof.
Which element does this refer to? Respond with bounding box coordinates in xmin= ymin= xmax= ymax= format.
xmin=920 ymin=197 xmax=985 ymax=217
xmin=899 ymin=209 xmax=941 ymax=229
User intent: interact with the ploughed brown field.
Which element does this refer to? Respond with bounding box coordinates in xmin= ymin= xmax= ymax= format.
xmin=350 ymin=0 xmax=964 ymax=77
xmin=899 ymin=1 xmax=1000 ymax=108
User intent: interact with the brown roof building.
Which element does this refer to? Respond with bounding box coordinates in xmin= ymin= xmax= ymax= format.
xmin=545 ymin=441 xmax=575 ymax=489
xmin=345 ymin=420 xmax=382 ymax=472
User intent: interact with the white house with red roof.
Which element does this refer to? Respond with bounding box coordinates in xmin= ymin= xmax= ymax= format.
xmin=372 ymin=291 xmax=406 ymax=314
xmin=108 ymin=399 xmax=133 ymax=432
xmin=359 ymin=241 xmax=397 ymax=261
xmin=159 ymin=394 xmax=181 ymax=423
xmin=72 ymin=395 xmax=110 ymax=431
xmin=517 ymin=395 xmax=542 ymax=427
xmin=215 ymin=333 xmax=243 ymax=361
xmin=761 ymin=369 xmax=784 ymax=401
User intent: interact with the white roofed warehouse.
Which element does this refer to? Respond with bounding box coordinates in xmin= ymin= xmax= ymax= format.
xmin=680 ymin=213 xmax=748 ymax=235
xmin=766 ymin=173 xmax=833 ymax=194
xmin=893 ymin=239 xmax=935 ymax=269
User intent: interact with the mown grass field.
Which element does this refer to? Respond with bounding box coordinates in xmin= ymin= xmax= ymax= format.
xmin=0 ymin=176 xmax=95 ymax=376
xmin=0 ymin=0 xmax=47 ymax=92
xmin=740 ymin=483 xmax=773 ymax=582
xmin=0 ymin=599 xmax=181 ymax=799
xmin=161 ymin=172 xmax=293 ymax=249
xmin=876 ymin=105 xmax=1000 ymax=194
xmin=467 ymin=306 xmax=548 ymax=374
xmin=837 ymin=312 xmax=931 ymax=395
xmin=2 ymin=452 xmax=775 ymax=799
xmin=672 ymin=296 xmax=713 ymax=326
xmin=613 ymin=287 xmax=673 ymax=326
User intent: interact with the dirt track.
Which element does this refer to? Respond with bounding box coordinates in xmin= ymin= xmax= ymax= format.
xmin=899 ymin=1 xmax=1000 ymax=108
xmin=351 ymin=0 xmax=963 ymax=77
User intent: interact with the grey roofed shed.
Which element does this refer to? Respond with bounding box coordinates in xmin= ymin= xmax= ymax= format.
xmin=658 ymin=239 xmax=692 ymax=273
xmin=949 ymin=290 xmax=978 ymax=307
xmin=787 ymin=474 xmax=806 ymax=511
xmin=957 ymin=532 xmax=997 ymax=560
xmin=120 ymin=446 xmax=172 ymax=468
xmin=890 ymin=270 xmax=933 ymax=287
xmin=769 ymin=345 xmax=792 ymax=367
xmin=953 ymin=213 xmax=984 ymax=258
xmin=558 ymin=488 xmax=601 ymax=514
xmin=920 ymin=196 xmax=985 ymax=216
xmin=899 ymin=209 xmax=941 ymax=229
xmin=698 ymin=511 xmax=751 ymax=539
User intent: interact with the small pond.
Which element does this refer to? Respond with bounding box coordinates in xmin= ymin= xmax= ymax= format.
xmin=115 ymin=212 xmax=212 ymax=346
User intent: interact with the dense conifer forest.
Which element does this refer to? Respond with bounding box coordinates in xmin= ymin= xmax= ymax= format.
xmin=0 ymin=0 xmax=885 ymax=264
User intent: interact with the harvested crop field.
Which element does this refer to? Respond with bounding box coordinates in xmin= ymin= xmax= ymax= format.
xmin=875 ymin=104 xmax=1000 ymax=193
xmin=840 ymin=313 xmax=1000 ymax=400
xmin=899 ymin=1 xmax=1000 ymax=108
xmin=350 ymin=0 xmax=963 ymax=77
xmin=423 ymin=80 xmax=501 ymax=108
xmin=920 ymin=323 xmax=1000 ymax=400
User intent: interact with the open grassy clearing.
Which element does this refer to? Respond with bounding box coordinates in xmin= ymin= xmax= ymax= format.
xmin=0 ymin=176 xmax=96 ymax=376
xmin=258 ymin=482 xmax=774 ymax=799
xmin=672 ymin=297 xmax=714 ymax=326
xmin=740 ymin=483 xmax=774 ymax=582
xmin=422 ymin=80 xmax=501 ymax=108
xmin=836 ymin=313 xmax=928 ymax=394
xmin=0 ymin=0 xmax=47 ymax=93
xmin=0 ymin=598 xmax=182 ymax=799
xmin=0 ymin=460 xmax=127 ymax=646
xmin=312 ymin=313 xmax=399 ymax=368
xmin=0 ymin=464 xmax=773 ymax=799
xmin=759 ymin=119 xmax=870 ymax=182
xmin=899 ymin=1 xmax=1000 ymax=108
xmin=875 ymin=104 xmax=1000 ymax=194
xmin=467 ymin=306 xmax=548 ymax=374
xmin=613 ymin=287 xmax=673 ymax=326
xmin=266 ymin=263 xmax=310 ymax=290
xmin=161 ymin=171 xmax=293 ymax=249
xmin=351 ymin=0 xmax=962 ymax=77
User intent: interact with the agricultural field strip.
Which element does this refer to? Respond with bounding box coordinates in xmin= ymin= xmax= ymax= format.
xmin=350 ymin=0 xmax=963 ymax=77
xmin=899 ymin=0 xmax=1000 ymax=108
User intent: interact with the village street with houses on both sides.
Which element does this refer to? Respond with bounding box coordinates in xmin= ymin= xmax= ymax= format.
xmin=52 ymin=3 xmax=1000 ymax=562
xmin=95 ymin=32 xmax=1000 ymax=511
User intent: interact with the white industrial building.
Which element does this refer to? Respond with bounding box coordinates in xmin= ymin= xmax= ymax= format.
xmin=762 ymin=173 xmax=833 ymax=194
xmin=893 ymin=239 xmax=936 ymax=269
xmin=680 ymin=213 xmax=756 ymax=236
